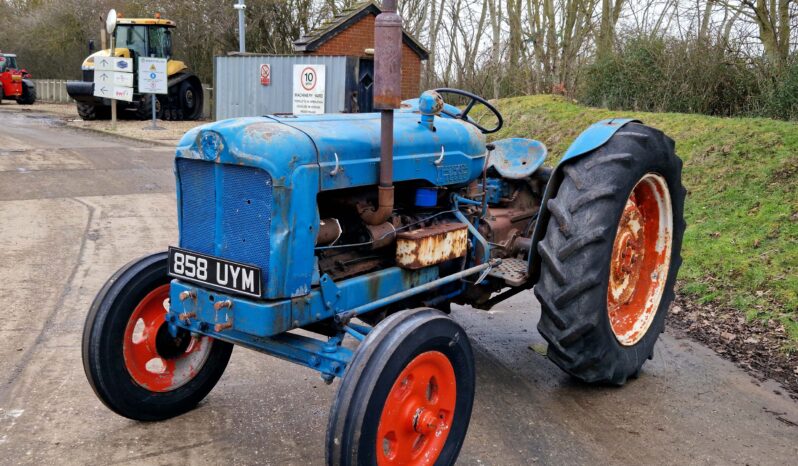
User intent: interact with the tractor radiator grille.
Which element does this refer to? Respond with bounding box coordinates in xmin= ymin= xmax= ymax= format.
xmin=177 ymin=159 xmax=273 ymax=292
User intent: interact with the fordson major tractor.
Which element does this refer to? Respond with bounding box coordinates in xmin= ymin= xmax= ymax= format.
xmin=0 ymin=53 xmax=36 ymax=105
xmin=82 ymin=2 xmax=685 ymax=464
xmin=66 ymin=14 xmax=203 ymax=121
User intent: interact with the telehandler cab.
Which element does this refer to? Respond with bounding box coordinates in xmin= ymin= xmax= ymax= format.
xmin=82 ymin=2 xmax=685 ymax=464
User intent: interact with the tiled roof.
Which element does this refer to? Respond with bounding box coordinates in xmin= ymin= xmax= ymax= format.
xmin=293 ymin=1 xmax=429 ymax=59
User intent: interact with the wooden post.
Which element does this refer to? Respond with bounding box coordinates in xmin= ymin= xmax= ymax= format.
xmin=109 ymin=31 xmax=117 ymax=130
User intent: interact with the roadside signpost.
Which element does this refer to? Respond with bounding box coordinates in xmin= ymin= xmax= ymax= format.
xmin=101 ymin=9 xmax=120 ymax=129
xmin=138 ymin=56 xmax=168 ymax=130
xmin=93 ymin=57 xmax=134 ymax=102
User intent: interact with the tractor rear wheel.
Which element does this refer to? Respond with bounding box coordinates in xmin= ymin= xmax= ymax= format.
xmin=327 ymin=308 xmax=475 ymax=466
xmin=135 ymin=94 xmax=154 ymax=120
xmin=178 ymin=79 xmax=203 ymax=120
xmin=535 ymin=123 xmax=686 ymax=385
xmin=82 ymin=252 xmax=233 ymax=421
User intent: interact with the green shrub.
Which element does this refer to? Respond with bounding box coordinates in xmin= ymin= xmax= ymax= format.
xmin=764 ymin=59 xmax=798 ymax=120
xmin=578 ymin=37 xmax=762 ymax=117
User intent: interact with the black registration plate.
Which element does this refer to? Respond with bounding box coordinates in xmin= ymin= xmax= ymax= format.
xmin=168 ymin=246 xmax=262 ymax=298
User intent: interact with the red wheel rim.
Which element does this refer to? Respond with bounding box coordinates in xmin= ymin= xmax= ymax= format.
xmin=607 ymin=174 xmax=673 ymax=346
xmin=122 ymin=284 xmax=212 ymax=392
xmin=376 ymin=351 xmax=456 ymax=466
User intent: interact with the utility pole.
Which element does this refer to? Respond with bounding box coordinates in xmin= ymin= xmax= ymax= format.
xmin=234 ymin=1 xmax=246 ymax=53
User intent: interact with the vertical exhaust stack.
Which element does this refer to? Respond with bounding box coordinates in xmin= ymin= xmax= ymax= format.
xmin=361 ymin=0 xmax=402 ymax=225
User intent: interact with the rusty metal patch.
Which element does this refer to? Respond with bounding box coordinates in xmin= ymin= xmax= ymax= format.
xmin=396 ymin=223 xmax=468 ymax=270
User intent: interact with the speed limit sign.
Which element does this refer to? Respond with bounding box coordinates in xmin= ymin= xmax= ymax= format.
xmin=300 ymin=66 xmax=317 ymax=91
xmin=292 ymin=64 xmax=326 ymax=114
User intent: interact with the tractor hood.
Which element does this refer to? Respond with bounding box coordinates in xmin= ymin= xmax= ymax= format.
xmin=176 ymin=110 xmax=488 ymax=190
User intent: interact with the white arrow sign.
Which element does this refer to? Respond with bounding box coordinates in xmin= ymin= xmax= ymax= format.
xmin=94 ymin=57 xmax=134 ymax=102
xmin=93 ymin=84 xmax=113 ymax=99
xmin=95 ymin=57 xmax=133 ymax=72
xmin=94 ymin=71 xmax=133 ymax=87
xmin=92 ymin=84 xmax=133 ymax=102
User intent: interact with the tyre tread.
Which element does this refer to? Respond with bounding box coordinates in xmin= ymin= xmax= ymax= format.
xmin=536 ymin=123 xmax=686 ymax=385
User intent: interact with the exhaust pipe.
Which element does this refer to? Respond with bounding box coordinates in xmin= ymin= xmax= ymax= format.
xmin=360 ymin=0 xmax=402 ymax=226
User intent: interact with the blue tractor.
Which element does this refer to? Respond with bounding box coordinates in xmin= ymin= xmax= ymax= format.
xmin=82 ymin=3 xmax=685 ymax=464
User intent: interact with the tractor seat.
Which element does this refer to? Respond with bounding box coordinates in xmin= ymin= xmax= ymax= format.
xmin=488 ymin=138 xmax=548 ymax=179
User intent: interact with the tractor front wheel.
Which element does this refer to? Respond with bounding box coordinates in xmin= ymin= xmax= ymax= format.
xmin=76 ymin=103 xmax=110 ymax=121
xmin=16 ymin=84 xmax=35 ymax=105
xmin=326 ymin=308 xmax=475 ymax=466
xmin=535 ymin=123 xmax=686 ymax=385
xmin=82 ymin=252 xmax=233 ymax=421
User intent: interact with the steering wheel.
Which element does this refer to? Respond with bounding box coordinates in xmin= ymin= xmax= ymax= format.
xmin=433 ymin=88 xmax=504 ymax=134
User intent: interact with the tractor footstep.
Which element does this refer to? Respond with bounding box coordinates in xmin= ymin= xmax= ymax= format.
xmin=488 ymin=258 xmax=528 ymax=287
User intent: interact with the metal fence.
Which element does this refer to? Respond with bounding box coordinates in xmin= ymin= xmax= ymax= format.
xmin=32 ymin=80 xmax=72 ymax=103
xmin=30 ymin=79 xmax=214 ymax=119
xmin=213 ymin=55 xmax=357 ymax=120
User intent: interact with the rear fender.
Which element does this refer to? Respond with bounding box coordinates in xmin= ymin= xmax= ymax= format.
xmin=526 ymin=118 xmax=640 ymax=283
xmin=22 ymin=78 xmax=34 ymax=90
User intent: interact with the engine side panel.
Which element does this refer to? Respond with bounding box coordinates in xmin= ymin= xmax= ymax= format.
xmin=174 ymin=110 xmax=489 ymax=298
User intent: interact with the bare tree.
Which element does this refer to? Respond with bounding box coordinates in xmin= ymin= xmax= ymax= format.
xmin=731 ymin=0 xmax=794 ymax=64
xmin=598 ymin=0 xmax=625 ymax=58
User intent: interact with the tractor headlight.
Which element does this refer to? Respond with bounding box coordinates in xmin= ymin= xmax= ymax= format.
xmin=199 ymin=131 xmax=224 ymax=161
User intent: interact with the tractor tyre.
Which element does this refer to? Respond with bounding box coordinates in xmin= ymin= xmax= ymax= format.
xmin=76 ymin=103 xmax=110 ymax=121
xmin=327 ymin=308 xmax=475 ymax=466
xmin=178 ymin=79 xmax=203 ymax=120
xmin=535 ymin=123 xmax=686 ymax=385
xmin=135 ymin=94 xmax=154 ymax=120
xmin=16 ymin=84 xmax=35 ymax=105
xmin=82 ymin=252 xmax=234 ymax=421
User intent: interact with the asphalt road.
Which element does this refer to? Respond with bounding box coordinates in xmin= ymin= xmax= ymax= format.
xmin=1 ymin=109 xmax=796 ymax=465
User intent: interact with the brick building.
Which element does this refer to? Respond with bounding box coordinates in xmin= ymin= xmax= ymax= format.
xmin=294 ymin=1 xmax=429 ymax=109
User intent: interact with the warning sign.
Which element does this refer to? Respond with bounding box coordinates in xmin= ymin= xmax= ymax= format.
xmin=292 ymin=64 xmax=325 ymax=114
xmin=260 ymin=64 xmax=271 ymax=86
xmin=138 ymin=57 xmax=168 ymax=94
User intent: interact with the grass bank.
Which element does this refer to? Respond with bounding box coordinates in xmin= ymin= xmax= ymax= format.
xmin=490 ymin=95 xmax=798 ymax=345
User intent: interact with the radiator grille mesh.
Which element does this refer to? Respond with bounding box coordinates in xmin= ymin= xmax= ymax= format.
xmin=177 ymin=159 xmax=272 ymax=291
